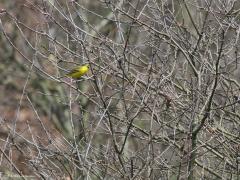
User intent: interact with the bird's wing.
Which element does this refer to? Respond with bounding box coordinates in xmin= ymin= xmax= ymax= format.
xmin=67 ymin=68 xmax=79 ymax=75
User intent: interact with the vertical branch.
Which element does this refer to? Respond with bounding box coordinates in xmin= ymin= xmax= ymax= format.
xmin=188 ymin=30 xmax=225 ymax=180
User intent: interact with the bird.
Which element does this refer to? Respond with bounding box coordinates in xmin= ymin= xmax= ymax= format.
xmin=66 ymin=64 xmax=89 ymax=79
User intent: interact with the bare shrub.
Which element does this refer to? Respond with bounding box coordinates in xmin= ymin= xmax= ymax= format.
xmin=0 ymin=0 xmax=240 ymax=179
